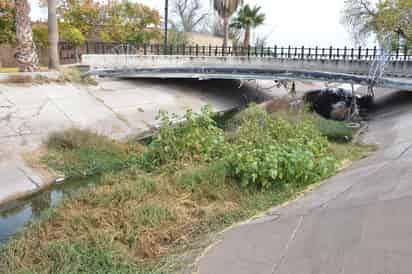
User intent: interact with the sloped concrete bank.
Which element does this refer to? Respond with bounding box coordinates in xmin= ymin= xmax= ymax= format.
xmin=0 ymin=78 xmax=324 ymax=206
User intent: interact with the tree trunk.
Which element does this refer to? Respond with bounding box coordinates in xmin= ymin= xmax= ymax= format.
xmin=48 ymin=0 xmax=59 ymax=69
xmin=223 ymin=16 xmax=229 ymax=48
xmin=15 ymin=0 xmax=39 ymax=72
xmin=243 ymin=26 xmax=251 ymax=48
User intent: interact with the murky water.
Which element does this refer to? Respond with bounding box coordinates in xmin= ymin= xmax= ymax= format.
xmin=0 ymin=177 xmax=98 ymax=245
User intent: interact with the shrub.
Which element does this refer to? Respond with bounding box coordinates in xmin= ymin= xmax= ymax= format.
xmin=225 ymin=105 xmax=338 ymax=189
xmin=32 ymin=24 xmax=49 ymax=48
xmin=140 ymin=106 xmax=227 ymax=169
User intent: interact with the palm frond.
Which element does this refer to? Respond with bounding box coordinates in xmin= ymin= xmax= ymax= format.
xmin=212 ymin=0 xmax=243 ymax=18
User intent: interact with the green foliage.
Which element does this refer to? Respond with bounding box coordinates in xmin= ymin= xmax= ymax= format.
xmin=38 ymin=238 xmax=136 ymax=274
xmin=137 ymin=105 xmax=338 ymax=190
xmin=58 ymin=0 xmax=100 ymax=38
xmin=44 ymin=129 xmax=128 ymax=178
xmin=59 ymin=23 xmax=85 ymax=45
xmin=126 ymin=30 xmax=162 ymax=45
xmin=134 ymin=204 xmax=175 ymax=227
xmin=0 ymin=1 xmax=15 ymax=45
xmin=32 ymin=24 xmax=49 ymax=48
xmin=230 ymin=4 xmax=266 ymax=47
xmin=176 ymin=161 xmax=229 ymax=193
xmin=342 ymin=0 xmax=412 ymax=45
xmin=94 ymin=1 xmax=162 ymax=44
xmin=374 ymin=0 xmax=412 ymax=45
xmin=225 ymin=106 xmax=337 ymax=189
xmin=316 ymin=118 xmax=355 ymax=142
xmin=230 ymin=4 xmax=266 ymax=30
xmin=140 ymin=106 xmax=227 ymax=169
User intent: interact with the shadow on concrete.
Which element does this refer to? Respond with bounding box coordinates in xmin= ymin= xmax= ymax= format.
xmin=120 ymin=78 xmax=272 ymax=107
xmin=370 ymin=90 xmax=412 ymax=115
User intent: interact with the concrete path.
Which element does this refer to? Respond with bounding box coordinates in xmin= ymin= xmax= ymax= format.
xmin=197 ymin=90 xmax=412 ymax=274
xmin=0 ymin=78 xmax=282 ymax=205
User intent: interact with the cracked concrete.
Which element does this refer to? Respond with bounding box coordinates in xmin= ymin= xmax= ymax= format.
xmin=197 ymin=89 xmax=412 ymax=274
xmin=0 ymin=78 xmax=304 ymax=206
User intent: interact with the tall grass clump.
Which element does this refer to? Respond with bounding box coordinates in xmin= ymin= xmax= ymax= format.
xmin=44 ymin=128 xmax=129 ymax=178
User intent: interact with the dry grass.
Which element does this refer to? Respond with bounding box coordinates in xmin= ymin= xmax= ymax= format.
xmin=0 ymin=159 xmax=303 ymax=273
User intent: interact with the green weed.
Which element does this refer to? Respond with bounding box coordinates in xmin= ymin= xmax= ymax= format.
xmin=139 ymin=106 xmax=227 ymax=170
xmin=43 ymin=129 xmax=129 ymax=178
xmin=134 ymin=204 xmax=175 ymax=227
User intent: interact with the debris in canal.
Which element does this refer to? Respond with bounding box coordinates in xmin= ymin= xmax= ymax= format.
xmin=304 ymin=87 xmax=373 ymax=121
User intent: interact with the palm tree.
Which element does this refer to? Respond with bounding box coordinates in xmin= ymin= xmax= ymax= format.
xmin=212 ymin=0 xmax=243 ymax=47
xmin=15 ymin=0 xmax=39 ymax=71
xmin=48 ymin=0 xmax=59 ymax=68
xmin=230 ymin=4 xmax=265 ymax=48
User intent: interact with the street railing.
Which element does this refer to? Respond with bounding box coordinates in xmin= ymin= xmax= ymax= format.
xmin=59 ymin=42 xmax=412 ymax=63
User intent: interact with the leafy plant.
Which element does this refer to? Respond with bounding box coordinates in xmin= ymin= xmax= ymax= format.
xmin=140 ymin=106 xmax=227 ymax=169
xmin=59 ymin=23 xmax=85 ymax=46
xmin=0 ymin=1 xmax=16 ymax=45
xmin=32 ymin=24 xmax=49 ymax=48
xmin=225 ymin=105 xmax=337 ymax=189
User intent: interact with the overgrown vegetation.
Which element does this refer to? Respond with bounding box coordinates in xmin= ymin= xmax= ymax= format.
xmin=0 ymin=105 xmax=374 ymax=273
xmin=44 ymin=128 xmax=132 ymax=178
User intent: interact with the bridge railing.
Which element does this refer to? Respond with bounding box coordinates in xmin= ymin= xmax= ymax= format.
xmin=61 ymin=42 xmax=412 ymax=62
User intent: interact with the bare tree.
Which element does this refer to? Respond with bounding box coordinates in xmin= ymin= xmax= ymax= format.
xmin=211 ymin=16 xmax=224 ymax=37
xmin=170 ymin=0 xmax=208 ymax=32
xmin=341 ymin=0 xmax=376 ymax=44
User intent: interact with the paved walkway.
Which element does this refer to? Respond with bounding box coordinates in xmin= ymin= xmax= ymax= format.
xmin=197 ymin=90 xmax=412 ymax=274
xmin=0 ymin=78 xmax=281 ymax=205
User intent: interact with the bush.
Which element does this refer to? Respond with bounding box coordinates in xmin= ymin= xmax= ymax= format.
xmin=140 ymin=106 xmax=227 ymax=169
xmin=225 ymin=105 xmax=337 ymax=189
xmin=59 ymin=23 xmax=85 ymax=46
xmin=32 ymin=24 xmax=49 ymax=48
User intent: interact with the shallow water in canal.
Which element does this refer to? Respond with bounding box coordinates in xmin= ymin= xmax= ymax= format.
xmin=0 ymin=177 xmax=98 ymax=245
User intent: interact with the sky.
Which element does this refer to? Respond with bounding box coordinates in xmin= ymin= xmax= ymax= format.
xmin=29 ymin=0 xmax=377 ymax=47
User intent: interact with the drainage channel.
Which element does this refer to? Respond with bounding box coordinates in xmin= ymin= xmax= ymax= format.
xmin=0 ymin=107 xmax=243 ymax=247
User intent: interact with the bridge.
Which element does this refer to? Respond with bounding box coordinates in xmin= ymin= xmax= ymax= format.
xmin=82 ymin=44 xmax=412 ymax=91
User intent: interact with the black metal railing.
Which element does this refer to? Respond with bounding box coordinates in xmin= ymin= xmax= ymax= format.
xmin=59 ymin=42 xmax=412 ymax=63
